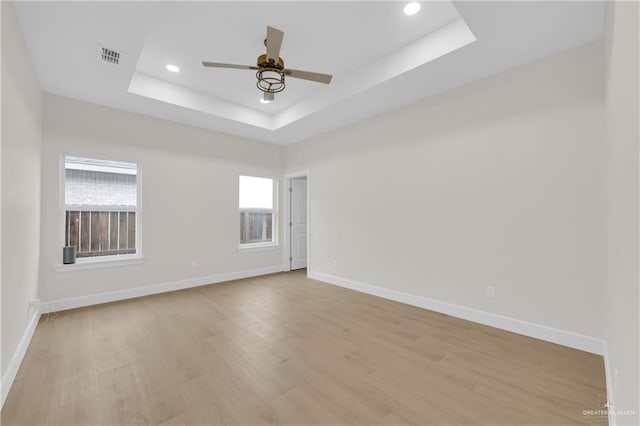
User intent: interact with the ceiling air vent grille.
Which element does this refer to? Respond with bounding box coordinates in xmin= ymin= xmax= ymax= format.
xmin=98 ymin=47 xmax=121 ymax=65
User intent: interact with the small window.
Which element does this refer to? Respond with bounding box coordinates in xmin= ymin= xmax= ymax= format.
xmin=64 ymin=156 xmax=139 ymax=259
xmin=239 ymin=175 xmax=276 ymax=247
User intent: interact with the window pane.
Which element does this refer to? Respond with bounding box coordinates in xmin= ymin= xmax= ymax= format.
xmin=240 ymin=212 xmax=273 ymax=243
xmin=64 ymin=156 xmax=138 ymax=258
xmin=65 ymin=157 xmax=137 ymax=207
xmin=64 ymin=209 xmax=136 ymax=257
xmin=239 ymin=176 xmax=273 ymax=209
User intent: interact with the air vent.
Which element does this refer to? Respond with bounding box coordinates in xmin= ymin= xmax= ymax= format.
xmin=97 ymin=46 xmax=122 ymax=65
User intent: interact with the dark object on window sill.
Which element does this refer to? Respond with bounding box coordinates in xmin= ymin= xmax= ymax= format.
xmin=63 ymin=246 xmax=77 ymax=264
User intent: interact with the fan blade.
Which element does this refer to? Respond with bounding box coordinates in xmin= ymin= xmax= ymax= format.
xmin=266 ymin=26 xmax=284 ymax=63
xmin=263 ymin=92 xmax=275 ymax=102
xmin=202 ymin=62 xmax=258 ymax=70
xmin=284 ymin=69 xmax=332 ymax=84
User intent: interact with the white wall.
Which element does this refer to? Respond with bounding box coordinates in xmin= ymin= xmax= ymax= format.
xmin=286 ymin=42 xmax=606 ymax=339
xmin=603 ymin=2 xmax=639 ymax=423
xmin=1 ymin=1 xmax=42 ymax=378
xmin=39 ymin=95 xmax=284 ymax=302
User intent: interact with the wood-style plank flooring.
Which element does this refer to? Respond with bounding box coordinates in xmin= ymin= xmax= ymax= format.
xmin=2 ymin=270 xmax=607 ymax=425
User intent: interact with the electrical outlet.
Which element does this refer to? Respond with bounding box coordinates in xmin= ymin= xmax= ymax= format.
xmin=191 ymin=260 xmax=199 ymax=268
xmin=332 ymin=259 xmax=337 ymax=268
xmin=486 ymin=286 xmax=496 ymax=298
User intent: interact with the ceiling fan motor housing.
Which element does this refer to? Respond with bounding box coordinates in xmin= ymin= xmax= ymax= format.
xmin=257 ymin=54 xmax=284 ymax=69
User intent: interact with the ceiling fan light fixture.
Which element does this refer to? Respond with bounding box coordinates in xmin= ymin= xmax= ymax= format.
xmin=403 ymin=2 xmax=421 ymax=15
xmin=256 ymin=69 xmax=285 ymax=94
xmin=261 ymin=92 xmax=275 ymax=103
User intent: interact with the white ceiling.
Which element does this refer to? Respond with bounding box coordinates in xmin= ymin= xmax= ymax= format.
xmin=14 ymin=1 xmax=605 ymax=145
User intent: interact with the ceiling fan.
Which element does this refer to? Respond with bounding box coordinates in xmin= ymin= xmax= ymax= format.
xmin=202 ymin=26 xmax=333 ymax=103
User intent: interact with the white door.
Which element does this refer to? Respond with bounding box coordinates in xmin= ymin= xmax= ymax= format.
xmin=290 ymin=178 xmax=308 ymax=270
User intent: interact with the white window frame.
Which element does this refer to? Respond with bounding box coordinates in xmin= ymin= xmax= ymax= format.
xmin=238 ymin=174 xmax=278 ymax=251
xmin=57 ymin=154 xmax=143 ymax=269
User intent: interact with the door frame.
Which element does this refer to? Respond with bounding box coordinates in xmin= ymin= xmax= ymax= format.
xmin=283 ymin=170 xmax=310 ymax=273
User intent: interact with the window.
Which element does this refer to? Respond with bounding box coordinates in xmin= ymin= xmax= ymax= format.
xmin=239 ymin=175 xmax=276 ymax=247
xmin=64 ymin=156 xmax=139 ymax=259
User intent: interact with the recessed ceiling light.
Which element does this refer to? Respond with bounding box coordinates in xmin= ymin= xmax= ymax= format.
xmin=165 ymin=64 xmax=180 ymax=73
xmin=259 ymin=98 xmax=272 ymax=104
xmin=403 ymin=2 xmax=421 ymax=16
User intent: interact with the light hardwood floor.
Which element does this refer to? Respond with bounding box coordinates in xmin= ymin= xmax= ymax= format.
xmin=2 ymin=270 xmax=607 ymax=425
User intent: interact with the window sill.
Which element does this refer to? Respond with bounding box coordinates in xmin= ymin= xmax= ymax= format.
xmin=54 ymin=255 xmax=144 ymax=272
xmin=238 ymin=242 xmax=278 ymax=253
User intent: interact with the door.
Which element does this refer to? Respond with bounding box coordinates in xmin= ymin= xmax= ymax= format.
xmin=290 ymin=177 xmax=308 ymax=270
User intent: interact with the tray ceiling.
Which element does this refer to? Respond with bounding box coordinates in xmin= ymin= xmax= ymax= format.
xmin=14 ymin=1 xmax=605 ymax=144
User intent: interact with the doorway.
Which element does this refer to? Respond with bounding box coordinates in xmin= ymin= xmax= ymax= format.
xmin=284 ymin=172 xmax=308 ymax=271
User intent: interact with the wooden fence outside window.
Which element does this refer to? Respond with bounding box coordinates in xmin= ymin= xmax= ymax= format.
xmin=65 ymin=210 xmax=136 ymax=257
xmin=240 ymin=210 xmax=273 ymax=244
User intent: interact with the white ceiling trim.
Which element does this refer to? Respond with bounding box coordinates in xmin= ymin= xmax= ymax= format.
xmin=275 ymin=17 xmax=476 ymax=129
xmin=127 ymin=15 xmax=475 ymax=132
xmin=128 ymin=72 xmax=273 ymax=129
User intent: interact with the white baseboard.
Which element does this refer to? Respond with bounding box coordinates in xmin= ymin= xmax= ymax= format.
xmin=308 ymin=271 xmax=606 ymax=355
xmin=603 ymin=344 xmax=616 ymax=426
xmin=41 ymin=265 xmax=283 ymax=313
xmin=1 ymin=305 xmax=42 ymax=408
